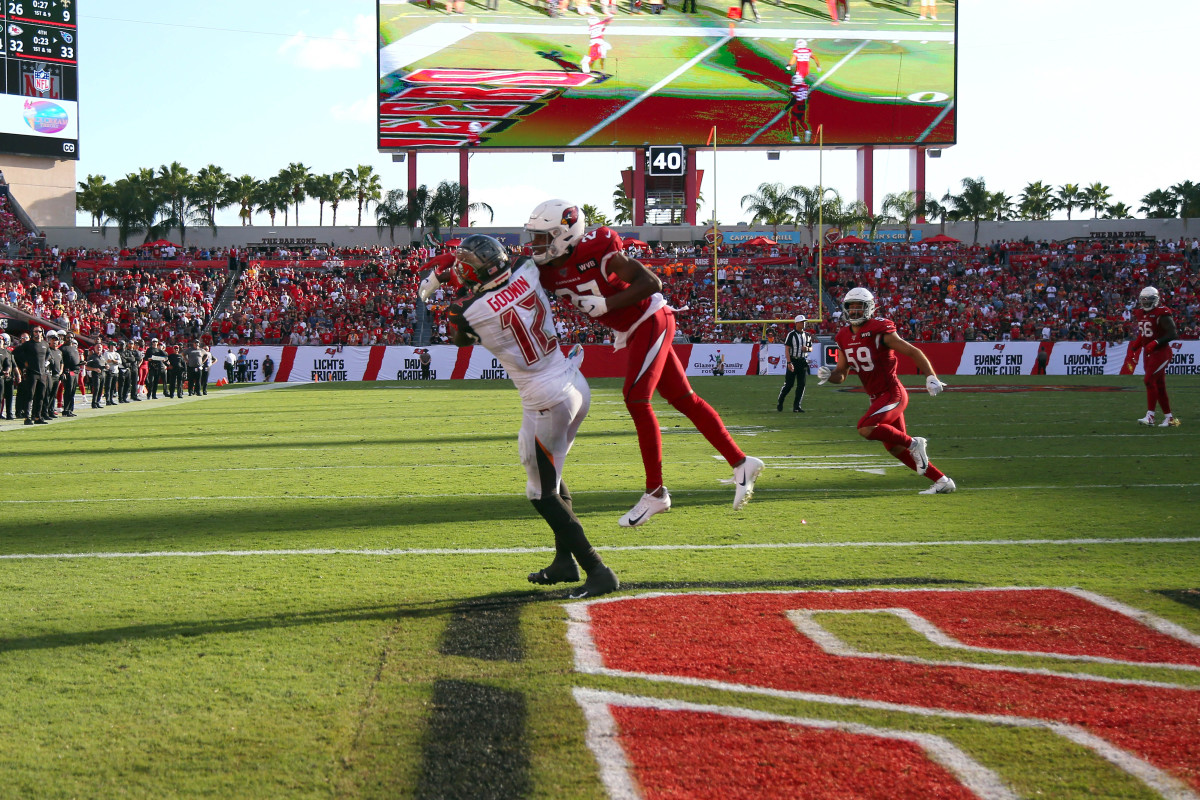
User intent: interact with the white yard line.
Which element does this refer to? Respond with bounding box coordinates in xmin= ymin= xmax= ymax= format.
xmin=1 ymin=536 xmax=1196 ymax=561
xmin=3 ymin=482 xmax=1197 ymax=505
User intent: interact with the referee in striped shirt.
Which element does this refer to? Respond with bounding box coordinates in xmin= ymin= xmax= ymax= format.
xmin=777 ymin=315 xmax=813 ymax=412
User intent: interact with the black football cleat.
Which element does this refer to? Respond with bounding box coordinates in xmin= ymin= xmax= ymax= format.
xmin=528 ymin=559 xmax=580 ymax=585
xmin=569 ymin=566 xmax=619 ymax=599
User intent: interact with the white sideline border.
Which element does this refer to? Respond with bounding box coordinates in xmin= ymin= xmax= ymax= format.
xmin=1 ymin=536 xmax=1197 ymax=561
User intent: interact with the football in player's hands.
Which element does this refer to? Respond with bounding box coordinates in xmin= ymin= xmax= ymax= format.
xmin=925 ymin=375 xmax=947 ymax=396
xmin=816 ymin=365 xmax=832 ymax=385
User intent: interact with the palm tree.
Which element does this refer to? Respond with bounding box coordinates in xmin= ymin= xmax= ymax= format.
xmin=1103 ymin=202 xmax=1134 ymax=220
xmin=328 ymin=171 xmax=354 ymax=226
xmin=943 ymin=177 xmax=992 ymax=244
xmin=191 ymin=165 xmax=231 ymax=231
xmin=1017 ymin=181 xmax=1056 ymax=221
xmin=428 ymin=180 xmax=494 ymax=239
xmin=375 ymin=189 xmax=407 ymax=243
xmin=582 ymin=204 xmax=610 ymax=226
xmin=156 ymin=161 xmax=195 ymax=245
xmin=881 ymin=190 xmax=919 ymax=241
xmin=1055 ymin=183 xmax=1082 ymax=220
xmin=1080 ymin=182 xmax=1112 ymax=219
xmin=1139 ymin=188 xmax=1178 ymax=219
xmin=254 ymin=176 xmax=290 ymax=227
xmin=425 ymin=182 xmax=458 ymax=241
xmin=739 ymin=182 xmax=799 ymax=241
xmin=405 ymin=183 xmax=431 ymax=242
xmin=1169 ymin=180 xmax=1200 ymax=219
xmin=989 ymin=191 xmax=1016 ymax=221
xmin=277 ymin=162 xmax=311 ymax=225
xmin=823 ymin=197 xmax=862 ymax=240
xmin=307 ymin=173 xmax=338 ymax=227
xmin=76 ymin=174 xmax=110 ymax=228
xmin=919 ymin=197 xmax=949 ymax=235
xmin=793 ymin=185 xmax=839 ymax=245
xmin=106 ymin=169 xmax=169 ymax=247
xmin=344 ymin=164 xmax=383 ymax=226
xmin=612 ymin=181 xmax=633 ymax=225
xmin=225 ymin=175 xmax=262 ymax=227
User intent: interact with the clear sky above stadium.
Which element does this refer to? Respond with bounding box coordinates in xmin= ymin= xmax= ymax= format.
xmin=77 ymin=0 xmax=1196 ymax=229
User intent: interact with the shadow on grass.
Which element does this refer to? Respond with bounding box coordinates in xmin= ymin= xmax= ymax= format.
xmin=0 ymin=580 xmax=965 ymax=654
xmin=1158 ymin=589 xmax=1200 ymax=612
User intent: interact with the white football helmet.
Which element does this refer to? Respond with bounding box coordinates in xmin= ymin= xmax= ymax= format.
xmin=525 ymin=199 xmax=585 ymax=265
xmin=1138 ymin=286 xmax=1160 ymax=311
xmin=842 ymin=287 xmax=876 ymax=325
xmin=795 ymin=38 xmax=807 ymax=49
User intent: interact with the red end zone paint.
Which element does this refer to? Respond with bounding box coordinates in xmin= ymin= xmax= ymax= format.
xmin=579 ymin=589 xmax=1200 ymax=792
xmin=610 ymin=707 xmax=984 ymax=800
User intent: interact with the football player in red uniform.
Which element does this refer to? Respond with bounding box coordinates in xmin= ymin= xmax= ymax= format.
xmin=818 ymin=287 xmax=956 ymax=494
xmin=525 ymin=199 xmax=764 ymax=527
xmin=1127 ymin=286 xmax=1180 ymax=427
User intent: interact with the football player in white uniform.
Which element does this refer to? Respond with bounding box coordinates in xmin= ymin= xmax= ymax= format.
xmin=448 ymin=235 xmax=619 ymax=599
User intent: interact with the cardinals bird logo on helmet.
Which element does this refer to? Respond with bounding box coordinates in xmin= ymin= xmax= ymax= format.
xmin=524 ymin=199 xmax=585 ymax=265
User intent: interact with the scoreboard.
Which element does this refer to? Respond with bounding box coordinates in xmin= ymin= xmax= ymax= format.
xmin=0 ymin=0 xmax=77 ymax=159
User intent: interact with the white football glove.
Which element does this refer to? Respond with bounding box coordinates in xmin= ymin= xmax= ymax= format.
xmin=557 ymin=289 xmax=608 ymax=318
xmin=925 ymin=375 xmax=947 ymax=396
xmin=816 ymin=365 xmax=832 ymax=385
xmin=417 ymin=272 xmax=441 ymax=303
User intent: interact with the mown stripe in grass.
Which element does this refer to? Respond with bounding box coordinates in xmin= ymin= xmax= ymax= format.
xmin=415 ymin=680 xmax=530 ymax=800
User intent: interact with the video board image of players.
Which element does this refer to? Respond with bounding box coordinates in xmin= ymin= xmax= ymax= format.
xmin=377 ymin=0 xmax=955 ymax=150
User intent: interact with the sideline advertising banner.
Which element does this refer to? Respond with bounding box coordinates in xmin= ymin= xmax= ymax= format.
xmin=1046 ymin=342 xmax=1127 ymax=377
xmin=957 ymin=342 xmax=1042 ymax=376
xmin=206 ymin=342 xmax=1199 ymax=382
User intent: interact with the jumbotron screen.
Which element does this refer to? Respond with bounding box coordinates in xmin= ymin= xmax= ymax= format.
xmin=377 ymin=0 xmax=955 ymax=150
xmin=0 ymin=0 xmax=78 ymax=159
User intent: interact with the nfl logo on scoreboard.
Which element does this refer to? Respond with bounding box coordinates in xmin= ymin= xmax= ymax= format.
xmin=21 ymin=63 xmax=61 ymax=99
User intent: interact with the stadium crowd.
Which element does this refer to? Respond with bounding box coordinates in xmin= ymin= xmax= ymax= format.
xmin=3 ymin=211 xmax=1198 ymax=350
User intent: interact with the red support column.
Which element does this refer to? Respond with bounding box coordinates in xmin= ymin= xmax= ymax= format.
xmin=910 ymin=147 xmax=927 ymax=223
xmin=634 ymin=148 xmax=646 ymax=227
xmin=458 ymin=148 xmax=470 ymax=228
xmin=684 ymin=148 xmax=698 ymax=225
xmin=856 ymin=146 xmax=874 ymax=216
xmin=407 ymin=151 xmax=418 ymax=242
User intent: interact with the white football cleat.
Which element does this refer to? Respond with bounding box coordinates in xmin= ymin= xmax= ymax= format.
xmin=619 ymin=489 xmax=671 ymax=527
xmin=731 ymin=456 xmax=764 ymax=510
xmin=908 ymin=436 xmax=930 ymax=475
xmin=1159 ymin=414 xmax=1181 ymax=427
xmin=919 ymin=476 xmax=956 ymax=495
xmin=1138 ymin=413 xmax=1156 ymax=426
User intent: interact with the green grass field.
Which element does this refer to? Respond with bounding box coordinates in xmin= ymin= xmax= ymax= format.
xmin=1 ymin=374 xmax=1197 ymax=798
